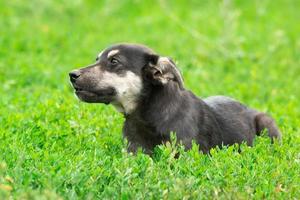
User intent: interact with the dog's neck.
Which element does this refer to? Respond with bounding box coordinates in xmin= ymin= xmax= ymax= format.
xmin=111 ymin=100 xmax=138 ymax=115
xmin=129 ymin=81 xmax=185 ymax=124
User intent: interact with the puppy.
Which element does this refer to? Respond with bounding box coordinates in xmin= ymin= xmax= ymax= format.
xmin=69 ymin=43 xmax=281 ymax=154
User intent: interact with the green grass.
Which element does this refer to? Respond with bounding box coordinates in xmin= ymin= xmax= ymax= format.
xmin=1 ymin=0 xmax=300 ymax=199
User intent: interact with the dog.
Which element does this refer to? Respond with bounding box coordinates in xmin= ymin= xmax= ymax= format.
xmin=69 ymin=43 xmax=281 ymax=154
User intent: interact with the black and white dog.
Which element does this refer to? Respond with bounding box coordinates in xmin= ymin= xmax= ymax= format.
xmin=69 ymin=43 xmax=281 ymax=154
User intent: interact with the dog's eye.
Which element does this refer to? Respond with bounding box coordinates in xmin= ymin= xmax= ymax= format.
xmin=110 ymin=58 xmax=119 ymax=65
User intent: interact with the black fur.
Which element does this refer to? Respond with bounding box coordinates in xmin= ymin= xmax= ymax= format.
xmin=69 ymin=43 xmax=281 ymax=154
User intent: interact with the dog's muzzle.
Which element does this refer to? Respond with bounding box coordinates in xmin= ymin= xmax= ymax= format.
xmin=69 ymin=70 xmax=116 ymax=104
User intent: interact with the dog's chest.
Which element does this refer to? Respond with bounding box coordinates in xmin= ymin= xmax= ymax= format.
xmin=123 ymin=118 xmax=166 ymax=148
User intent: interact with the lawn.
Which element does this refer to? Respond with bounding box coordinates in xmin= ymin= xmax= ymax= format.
xmin=0 ymin=0 xmax=300 ymax=199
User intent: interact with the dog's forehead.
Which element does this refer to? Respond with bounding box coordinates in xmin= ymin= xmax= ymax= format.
xmin=98 ymin=44 xmax=155 ymax=59
xmin=107 ymin=49 xmax=120 ymax=58
xmin=97 ymin=49 xmax=122 ymax=60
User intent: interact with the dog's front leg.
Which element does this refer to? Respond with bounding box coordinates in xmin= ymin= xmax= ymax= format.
xmin=126 ymin=140 xmax=153 ymax=155
xmin=123 ymin=131 xmax=153 ymax=155
xmin=126 ymin=141 xmax=140 ymax=154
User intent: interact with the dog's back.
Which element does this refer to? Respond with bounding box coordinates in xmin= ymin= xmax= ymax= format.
xmin=204 ymin=96 xmax=281 ymax=146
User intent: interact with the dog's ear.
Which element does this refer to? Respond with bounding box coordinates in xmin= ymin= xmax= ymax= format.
xmin=143 ymin=54 xmax=184 ymax=89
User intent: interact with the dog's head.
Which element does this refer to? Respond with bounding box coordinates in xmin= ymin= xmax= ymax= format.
xmin=69 ymin=43 xmax=184 ymax=114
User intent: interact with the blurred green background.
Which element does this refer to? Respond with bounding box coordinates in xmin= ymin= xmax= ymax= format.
xmin=0 ymin=0 xmax=299 ymax=199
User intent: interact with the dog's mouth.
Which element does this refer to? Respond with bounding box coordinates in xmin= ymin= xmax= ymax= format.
xmin=73 ymin=86 xmax=116 ymax=104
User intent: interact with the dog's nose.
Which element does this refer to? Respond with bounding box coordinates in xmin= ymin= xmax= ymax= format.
xmin=69 ymin=70 xmax=81 ymax=82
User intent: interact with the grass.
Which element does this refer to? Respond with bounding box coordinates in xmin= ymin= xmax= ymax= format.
xmin=0 ymin=0 xmax=300 ymax=199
